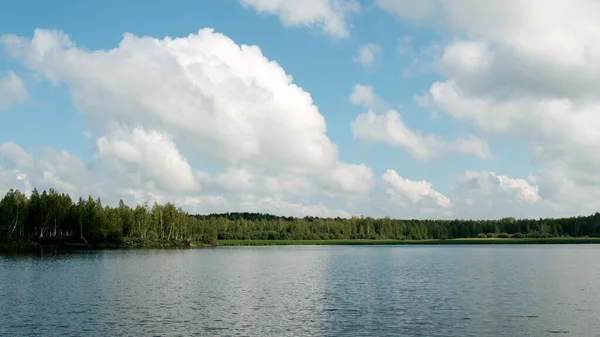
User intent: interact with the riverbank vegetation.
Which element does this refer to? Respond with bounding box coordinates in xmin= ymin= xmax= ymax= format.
xmin=217 ymin=238 xmax=600 ymax=246
xmin=1 ymin=188 xmax=600 ymax=249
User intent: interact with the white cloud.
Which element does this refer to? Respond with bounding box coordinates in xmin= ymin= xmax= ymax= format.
xmin=95 ymin=127 xmax=199 ymax=192
xmin=352 ymin=43 xmax=382 ymax=68
xmin=123 ymin=187 xmax=231 ymax=213
xmin=422 ymin=2 xmax=600 ymax=183
xmin=319 ymin=162 xmax=373 ymax=195
xmin=196 ymin=167 xmax=315 ymax=197
xmin=375 ymin=0 xmax=600 ymax=218
xmin=7 ymin=21 xmax=595 ymax=219
xmin=0 ymin=28 xmax=385 ymax=218
xmin=38 ymin=147 xmax=91 ymax=193
xmin=430 ymin=80 xmax=600 ymax=186
xmin=0 ymin=140 xmax=558 ymax=220
xmin=382 ymin=169 xmax=452 ymax=210
xmin=196 ymin=160 xmax=374 ymax=199
xmin=0 ymin=142 xmax=34 ymax=169
xmin=439 ymin=40 xmax=491 ymax=74
xmin=0 ymin=72 xmax=27 ymax=110
xmin=378 ymin=0 xmax=600 ymax=100
xmin=351 ymin=109 xmax=492 ymax=160
xmin=0 ymin=143 xmax=93 ymax=197
xmin=526 ymin=166 xmax=600 ymax=218
xmin=349 ymin=84 xmax=385 ymax=110
xmin=349 ymin=84 xmax=491 ymax=160
xmin=239 ymin=0 xmax=359 ymax=38
xmin=0 ymin=141 xmax=362 ymax=217
xmin=239 ymin=196 xmax=352 ymax=218
xmin=0 ymin=28 xmax=370 ymax=217
xmin=2 ymin=28 xmax=339 ymax=175
xmin=376 ymin=0 xmax=436 ymax=20
xmin=452 ymin=170 xmax=546 ymax=219
xmin=413 ymin=93 xmax=431 ymax=109
xmin=0 ymin=168 xmax=32 ymax=197
xmin=413 ymin=93 xmax=441 ymax=120
xmin=205 ymin=167 xmax=256 ymax=192
xmin=350 ymin=84 xmax=493 ymax=160
xmin=456 ymin=171 xmax=540 ymax=204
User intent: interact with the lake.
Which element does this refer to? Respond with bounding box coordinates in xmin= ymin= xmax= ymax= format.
xmin=1 ymin=245 xmax=599 ymax=336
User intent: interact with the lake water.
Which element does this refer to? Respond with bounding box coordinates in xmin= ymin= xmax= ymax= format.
xmin=1 ymin=245 xmax=599 ymax=336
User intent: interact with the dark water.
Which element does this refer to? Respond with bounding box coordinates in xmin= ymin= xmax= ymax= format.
xmin=1 ymin=245 xmax=599 ymax=336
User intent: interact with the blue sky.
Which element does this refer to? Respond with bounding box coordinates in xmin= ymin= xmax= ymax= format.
xmin=0 ymin=0 xmax=596 ymax=219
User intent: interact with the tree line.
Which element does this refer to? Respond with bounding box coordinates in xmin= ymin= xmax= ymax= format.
xmin=1 ymin=188 xmax=600 ymax=244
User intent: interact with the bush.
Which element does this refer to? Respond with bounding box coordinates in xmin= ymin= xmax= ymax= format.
xmin=107 ymin=230 xmax=122 ymax=241
xmin=96 ymin=229 xmax=109 ymax=240
xmin=218 ymin=232 xmax=237 ymax=240
xmin=267 ymin=231 xmax=280 ymax=240
xmin=305 ymin=233 xmax=321 ymax=240
xmin=146 ymin=231 xmax=159 ymax=241
xmin=279 ymin=232 xmax=292 ymax=240
xmin=512 ymin=232 xmax=523 ymax=238
xmin=486 ymin=233 xmax=495 ymax=238
xmin=198 ymin=233 xmax=216 ymax=243
xmin=476 ymin=233 xmax=487 ymax=238
xmin=319 ymin=233 xmax=331 ymax=240
xmin=495 ymin=233 xmax=510 ymax=238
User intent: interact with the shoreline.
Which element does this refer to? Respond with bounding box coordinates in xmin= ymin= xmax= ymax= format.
xmin=0 ymin=238 xmax=215 ymax=250
xmin=2 ymin=237 xmax=600 ymax=250
xmin=216 ymin=238 xmax=600 ymax=246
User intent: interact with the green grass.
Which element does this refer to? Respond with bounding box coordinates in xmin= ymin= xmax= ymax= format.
xmin=216 ymin=238 xmax=600 ymax=246
xmin=4 ymin=237 xmax=599 ymax=250
xmin=0 ymin=238 xmax=214 ymax=250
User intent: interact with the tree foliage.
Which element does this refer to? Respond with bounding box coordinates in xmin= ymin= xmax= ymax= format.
xmin=1 ymin=188 xmax=600 ymax=244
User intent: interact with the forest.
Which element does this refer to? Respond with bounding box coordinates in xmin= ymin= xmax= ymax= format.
xmin=1 ymin=187 xmax=600 ymax=247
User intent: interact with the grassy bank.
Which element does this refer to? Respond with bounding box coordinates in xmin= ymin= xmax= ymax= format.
xmin=3 ymin=237 xmax=600 ymax=250
xmin=217 ymin=238 xmax=600 ymax=246
xmin=0 ymin=237 xmax=215 ymax=250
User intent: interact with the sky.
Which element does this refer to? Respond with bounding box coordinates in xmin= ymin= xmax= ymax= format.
xmin=0 ymin=0 xmax=598 ymax=220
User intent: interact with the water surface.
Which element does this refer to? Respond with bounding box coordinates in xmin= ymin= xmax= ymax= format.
xmin=1 ymin=245 xmax=599 ymax=336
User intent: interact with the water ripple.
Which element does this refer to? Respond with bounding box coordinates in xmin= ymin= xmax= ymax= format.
xmin=0 ymin=245 xmax=599 ymax=336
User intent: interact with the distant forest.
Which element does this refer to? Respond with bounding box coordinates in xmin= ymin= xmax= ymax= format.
xmin=1 ymin=188 xmax=600 ymax=244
